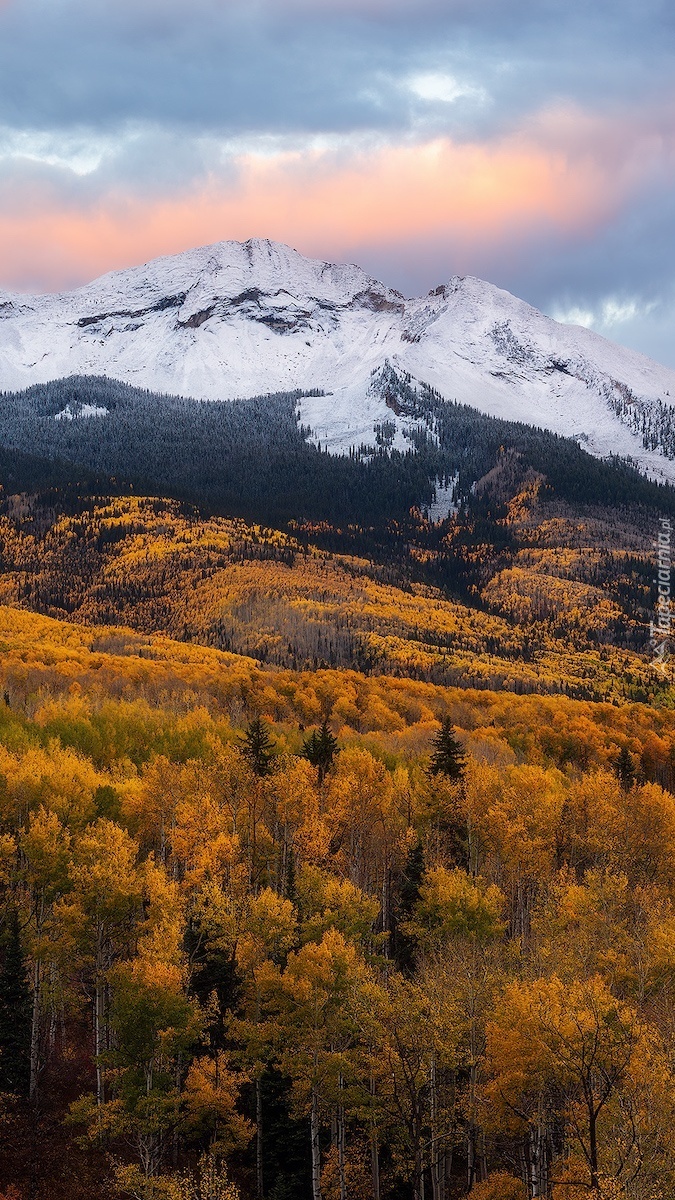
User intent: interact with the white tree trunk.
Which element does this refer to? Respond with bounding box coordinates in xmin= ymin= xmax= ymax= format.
xmin=29 ymin=958 xmax=41 ymax=1102
xmin=430 ymin=1053 xmax=443 ymax=1200
xmin=256 ymin=1076 xmax=264 ymax=1199
xmin=338 ymin=1075 xmax=347 ymax=1200
xmin=311 ymin=1086 xmax=322 ymax=1200
xmin=370 ymin=1073 xmax=380 ymax=1200
xmin=94 ymin=923 xmax=106 ymax=1126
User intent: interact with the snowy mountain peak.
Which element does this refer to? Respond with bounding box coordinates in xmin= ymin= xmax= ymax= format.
xmin=62 ymin=237 xmax=402 ymax=318
xmin=1 ymin=238 xmax=675 ymax=480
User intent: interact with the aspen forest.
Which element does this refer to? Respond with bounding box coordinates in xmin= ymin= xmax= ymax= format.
xmin=0 ymin=377 xmax=675 ymax=1200
xmin=1 ymin=583 xmax=675 ymax=1199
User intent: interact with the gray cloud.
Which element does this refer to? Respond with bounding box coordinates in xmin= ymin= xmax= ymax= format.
xmin=0 ymin=0 xmax=672 ymax=139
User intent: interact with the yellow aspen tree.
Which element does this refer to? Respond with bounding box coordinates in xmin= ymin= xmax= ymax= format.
xmin=70 ymin=818 xmax=143 ymax=1120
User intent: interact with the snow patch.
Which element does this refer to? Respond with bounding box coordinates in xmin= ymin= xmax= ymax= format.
xmin=54 ymin=402 xmax=108 ymax=421
xmin=424 ymin=474 xmax=460 ymax=524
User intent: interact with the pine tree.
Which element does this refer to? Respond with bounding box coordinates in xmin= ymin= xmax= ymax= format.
xmin=615 ymin=745 xmax=635 ymax=791
xmin=429 ymin=718 xmax=466 ymax=781
xmin=302 ymin=719 xmax=339 ymax=785
xmin=241 ymin=718 xmax=276 ymax=777
xmin=393 ymin=841 xmax=426 ymax=975
xmin=0 ymin=908 xmax=31 ymax=1096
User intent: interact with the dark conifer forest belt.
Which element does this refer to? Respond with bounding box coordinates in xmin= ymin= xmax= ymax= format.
xmin=1 ymin=374 xmax=673 ymax=528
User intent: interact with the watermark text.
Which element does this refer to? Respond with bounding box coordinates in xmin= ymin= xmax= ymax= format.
xmin=651 ymin=518 xmax=672 ymax=675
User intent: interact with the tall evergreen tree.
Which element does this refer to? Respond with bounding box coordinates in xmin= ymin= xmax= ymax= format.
xmin=615 ymin=745 xmax=636 ymax=792
xmin=0 ymin=908 xmax=31 ymax=1096
xmin=241 ymin=717 xmax=276 ymax=777
xmin=302 ymin=719 xmax=339 ymax=785
xmin=429 ymin=717 xmax=466 ymax=781
xmin=392 ymin=840 xmax=426 ymax=975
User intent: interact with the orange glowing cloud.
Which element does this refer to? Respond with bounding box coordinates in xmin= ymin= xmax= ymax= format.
xmin=0 ymin=122 xmax=653 ymax=293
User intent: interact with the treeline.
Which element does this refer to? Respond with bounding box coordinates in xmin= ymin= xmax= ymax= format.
xmin=605 ymin=381 xmax=675 ymax=460
xmin=2 ymin=681 xmax=675 ymax=1200
xmin=1 ymin=374 xmax=674 ymax=536
xmin=368 ymin=364 xmax=675 ymax=513
xmin=0 ymin=377 xmax=436 ymax=528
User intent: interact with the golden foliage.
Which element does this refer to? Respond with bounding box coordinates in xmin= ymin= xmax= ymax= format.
xmin=2 ymin=581 xmax=675 ymax=1197
xmin=0 ymin=494 xmax=662 ymax=700
xmin=469 ymin=1174 xmax=527 ymax=1200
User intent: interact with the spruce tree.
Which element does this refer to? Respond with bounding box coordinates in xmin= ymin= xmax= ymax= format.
xmin=241 ymin=717 xmax=276 ymax=777
xmin=393 ymin=840 xmax=426 ymax=975
xmin=429 ymin=718 xmax=466 ymax=781
xmin=615 ymin=745 xmax=636 ymax=792
xmin=302 ymin=719 xmax=339 ymax=784
xmin=0 ymin=907 xmax=31 ymax=1096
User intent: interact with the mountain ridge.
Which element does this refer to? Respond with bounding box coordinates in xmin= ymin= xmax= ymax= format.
xmin=2 ymin=236 xmax=675 ymax=478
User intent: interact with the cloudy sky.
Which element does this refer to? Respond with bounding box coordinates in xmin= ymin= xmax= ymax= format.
xmin=0 ymin=0 xmax=673 ymax=363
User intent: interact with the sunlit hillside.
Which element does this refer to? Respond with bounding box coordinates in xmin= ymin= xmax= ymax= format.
xmin=0 ymin=492 xmax=665 ymax=702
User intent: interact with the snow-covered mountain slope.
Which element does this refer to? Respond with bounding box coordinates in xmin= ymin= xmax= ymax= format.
xmin=2 ymin=237 xmax=675 ymax=478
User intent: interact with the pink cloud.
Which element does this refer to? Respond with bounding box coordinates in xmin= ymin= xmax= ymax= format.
xmin=0 ymin=110 xmax=669 ymax=295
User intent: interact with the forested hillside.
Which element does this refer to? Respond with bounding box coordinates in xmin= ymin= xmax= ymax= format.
xmin=0 ymin=607 xmax=675 ymax=1200
xmin=1 ymin=375 xmax=673 ymax=529
xmin=0 ymin=488 xmax=665 ymax=703
xmin=0 ymin=375 xmax=674 ymax=1200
